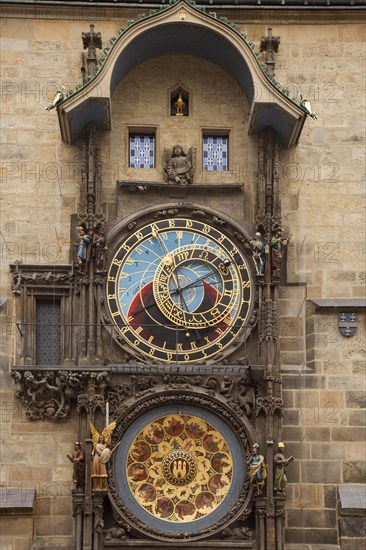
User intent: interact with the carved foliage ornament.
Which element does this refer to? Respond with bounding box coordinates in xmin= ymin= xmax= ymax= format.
xmin=11 ymin=369 xmax=110 ymax=421
xmin=106 ymin=373 xmax=255 ymax=422
xmin=255 ymin=396 xmax=283 ymax=417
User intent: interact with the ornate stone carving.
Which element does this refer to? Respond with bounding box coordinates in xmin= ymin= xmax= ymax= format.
xmin=256 ymin=508 xmax=267 ymax=519
xmin=104 ymin=518 xmax=131 ymax=540
xmin=152 ymin=208 xmax=179 ymax=219
xmin=78 ymin=123 xmax=104 ymax=233
xmin=235 ymin=375 xmax=255 ymax=417
xmin=104 ymin=372 xmax=257 ymax=422
xmin=260 ymin=28 xmax=280 ymax=75
xmin=93 ymin=502 xmax=104 ymax=533
xmin=10 ymin=263 xmax=74 ymax=294
xmin=81 ymin=24 xmax=102 ymax=80
xmin=255 ymin=396 xmax=284 ymax=417
xmin=259 ymin=299 xmax=278 ymax=342
xmin=11 ymin=369 xmax=110 ymax=420
xmin=72 ymin=489 xmax=85 ymax=531
xmin=220 ymin=524 xmax=252 ymax=540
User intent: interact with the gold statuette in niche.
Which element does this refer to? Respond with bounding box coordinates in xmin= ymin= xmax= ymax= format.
xmin=126 ymin=414 xmax=233 ymax=522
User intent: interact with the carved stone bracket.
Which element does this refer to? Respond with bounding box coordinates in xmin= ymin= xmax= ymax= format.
xmin=92 ymin=491 xmax=106 ymax=549
xmin=11 ymin=368 xmax=111 ymax=421
xmin=72 ymin=490 xmax=85 ymax=518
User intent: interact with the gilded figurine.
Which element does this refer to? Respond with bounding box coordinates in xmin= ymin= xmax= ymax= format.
xmin=175 ymin=92 xmax=185 ymax=115
xmin=66 ymin=441 xmax=86 ymax=491
xmin=247 ymin=443 xmax=267 ymax=495
xmin=273 ymin=441 xmax=294 ymax=494
xmin=163 ymin=144 xmax=196 ymax=185
xmin=90 ymin=421 xmax=116 ymax=491
xmin=270 ymin=225 xmax=292 ymax=276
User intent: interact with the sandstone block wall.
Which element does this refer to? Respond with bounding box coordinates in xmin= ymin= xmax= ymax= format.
xmin=0 ymin=4 xmax=364 ymax=549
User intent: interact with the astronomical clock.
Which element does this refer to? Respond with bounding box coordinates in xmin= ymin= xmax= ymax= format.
xmin=102 ymin=205 xmax=257 ymax=543
xmin=106 ymin=214 xmax=254 ymax=365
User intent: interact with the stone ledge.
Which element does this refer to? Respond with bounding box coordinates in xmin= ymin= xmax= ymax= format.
xmin=0 ymin=487 xmax=35 ymax=516
xmin=310 ymin=298 xmax=366 ymax=309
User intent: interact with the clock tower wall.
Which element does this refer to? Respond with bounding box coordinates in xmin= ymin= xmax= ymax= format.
xmin=105 ymin=53 xmax=256 ymax=227
xmin=1 ymin=3 xmax=365 ymax=550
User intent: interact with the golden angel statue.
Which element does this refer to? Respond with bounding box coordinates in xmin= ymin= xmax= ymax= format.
xmin=90 ymin=421 xmax=116 ymax=491
xmin=163 ymin=144 xmax=196 ymax=185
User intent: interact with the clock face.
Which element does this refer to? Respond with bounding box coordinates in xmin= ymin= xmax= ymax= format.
xmin=107 ymin=217 xmax=253 ymax=364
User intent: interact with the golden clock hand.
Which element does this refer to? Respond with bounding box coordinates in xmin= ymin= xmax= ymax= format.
xmin=152 ymin=228 xmax=171 ymax=263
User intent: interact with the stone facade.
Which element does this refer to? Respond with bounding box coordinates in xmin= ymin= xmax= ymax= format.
xmin=0 ymin=1 xmax=365 ymax=549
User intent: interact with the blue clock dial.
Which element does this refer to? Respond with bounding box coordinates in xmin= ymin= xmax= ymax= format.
xmin=107 ymin=218 xmax=253 ymax=364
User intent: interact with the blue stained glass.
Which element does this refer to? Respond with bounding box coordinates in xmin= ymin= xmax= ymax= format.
xmin=130 ymin=134 xmax=155 ymax=168
xmin=203 ymin=136 xmax=228 ymax=171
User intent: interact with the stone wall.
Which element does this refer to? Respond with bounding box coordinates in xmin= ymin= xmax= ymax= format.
xmin=0 ymin=4 xmax=364 ymax=549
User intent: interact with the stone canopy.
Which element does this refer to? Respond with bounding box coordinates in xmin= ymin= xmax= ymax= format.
xmin=57 ymin=0 xmax=308 ymax=147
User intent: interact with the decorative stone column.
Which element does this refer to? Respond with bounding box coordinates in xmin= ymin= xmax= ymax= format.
xmin=72 ymin=490 xmax=85 ymax=550
xmin=92 ymin=491 xmax=106 ymax=550
xmin=274 ymin=496 xmax=286 ymax=550
xmin=256 ymin=497 xmax=267 ymax=550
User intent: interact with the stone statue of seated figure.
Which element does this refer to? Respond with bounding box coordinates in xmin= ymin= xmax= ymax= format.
xmin=163 ymin=144 xmax=196 ymax=185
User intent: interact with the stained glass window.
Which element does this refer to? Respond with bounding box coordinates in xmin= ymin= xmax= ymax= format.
xmin=203 ymin=136 xmax=228 ymax=171
xmin=129 ymin=134 xmax=155 ymax=169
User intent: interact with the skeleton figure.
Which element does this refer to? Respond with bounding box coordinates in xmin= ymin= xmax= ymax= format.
xmin=250 ymin=232 xmax=265 ymax=275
